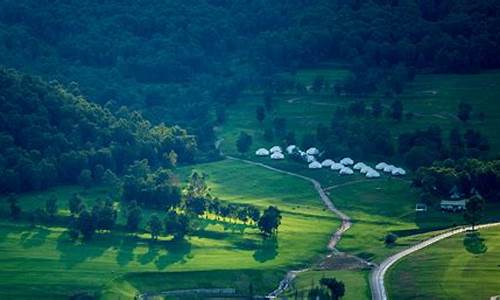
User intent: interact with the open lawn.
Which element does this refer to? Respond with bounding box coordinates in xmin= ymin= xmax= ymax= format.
xmin=386 ymin=225 xmax=500 ymax=300
xmin=0 ymin=159 xmax=339 ymax=299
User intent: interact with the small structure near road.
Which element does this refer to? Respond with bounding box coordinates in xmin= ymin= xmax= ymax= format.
xmin=440 ymin=199 xmax=467 ymax=212
xmin=415 ymin=203 xmax=428 ymax=212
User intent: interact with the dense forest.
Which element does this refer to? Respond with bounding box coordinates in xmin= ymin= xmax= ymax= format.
xmin=0 ymin=67 xmax=196 ymax=194
xmin=1 ymin=0 xmax=499 ymax=149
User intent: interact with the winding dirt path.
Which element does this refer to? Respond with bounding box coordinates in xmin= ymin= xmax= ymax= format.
xmin=370 ymin=222 xmax=500 ymax=300
xmin=226 ymin=156 xmax=361 ymax=298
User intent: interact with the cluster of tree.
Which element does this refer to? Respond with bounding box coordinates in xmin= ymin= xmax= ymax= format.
xmin=1 ymin=0 xmax=499 ymax=148
xmin=0 ymin=68 xmax=196 ymax=194
xmin=300 ymin=277 xmax=345 ymax=300
xmin=68 ymin=196 xmax=118 ymax=240
xmin=413 ymin=158 xmax=500 ymax=203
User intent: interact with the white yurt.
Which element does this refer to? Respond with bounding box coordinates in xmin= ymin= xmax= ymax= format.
xmin=392 ymin=168 xmax=406 ymax=176
xmin=353 ymin=162 xmax=366 ymax=170
xmin=306 ymin=155 xmax=316 ymax=163
xmin=340 ymin=157 xmax=354 ymax=165
xmin=269 ymin=146 xmax=282 ymax=153
xmin=255 ymin=148 xmax=270 ymax=156
xmin=308 ymin=161 xmax=322 ymax=169
xmin=286 ymin=145 xmax=298 ymax=154
xmin=375 ymin=162 xmax=388 ymax=170
xmin=306 ymin=147 xmax=320 ymax=155
xmin=366 ymin=169 xmax=381 ymax=178
xmin=360 ymin=166 xmax=372 ymax=174
xmin=330 ymin=162 xmax=344 ymax=170
xmin=270 ymin=152 xmax=285 ymax=160
xmin=339 ymin=167 xmax=354 ymax=175
xmin=321 ymin=159 xmax=335 ymax=167
xmin=383 ymin=165 xmax=396 ymax=173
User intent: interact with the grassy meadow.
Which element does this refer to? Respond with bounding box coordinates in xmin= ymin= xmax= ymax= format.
xmin=0 ymin=159 xmax=339 ymax=299
xmin=387 ymin=225 xmax=500 ymax=300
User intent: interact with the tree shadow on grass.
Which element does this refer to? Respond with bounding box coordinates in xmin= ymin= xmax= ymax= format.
xmin=253 ymin=236 xmax=278 ymax=263
xmin=463 ymin=232 xmax=488 ymax=254
xmin=155 ymin=238 xmax=192 ymax=270
xmin=138 ymin=241 xmax=160 ymax=265
xmin=20 ymin=227 xmax=50 ymax=248
xmin=116 ymin=235 xmax=138 ymax=267
xmin=56 ymin=231 xmax=112 ymax=269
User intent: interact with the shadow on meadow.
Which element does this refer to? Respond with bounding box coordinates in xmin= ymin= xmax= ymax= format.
xmin=253 ymin=236 xmax=279 ymax=263
xmin=19 ymin=227 xmax=50 ymax=248
xmin=56 ymin=232 xmax=113 ymax=269
xmin=137 ymin=238 xmax=193 ymax=270
xmin=463 ymin=232 xmax=488 ymax=254
xmin=116 ymin=235 xmax=138 ymax=266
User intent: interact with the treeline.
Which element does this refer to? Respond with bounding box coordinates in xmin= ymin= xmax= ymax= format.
xmin=413 ymin=158 xmax=500 ymax=203
xmin=0 ymin=68 xmax=196 ymax=194
xmin=1 ymin=0 xmax=499 ymax=146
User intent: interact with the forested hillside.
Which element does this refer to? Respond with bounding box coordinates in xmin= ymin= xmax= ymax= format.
xmin=1 ymin=0 xmax=499 ymax=148
xmin=0 ymin=67 xmax=196 ymax=194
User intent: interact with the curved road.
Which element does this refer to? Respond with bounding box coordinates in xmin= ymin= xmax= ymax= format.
xmin=371 ymin=222 xmax=500 ymax=300
xmin=226 ymin=156 xmax=355 ymax=297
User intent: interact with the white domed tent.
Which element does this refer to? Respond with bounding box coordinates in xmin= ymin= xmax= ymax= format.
xmin=269 ymin=146 xmax=282 ymax=153
xmin=339 ymin=167 xmax=354 ymax=175
xmin=306 ymin=147 xmax=320 ymax=155
xmin=366 ymin=169 xmax=380 ymax=178
xmin=375 ymin=162 xmax=388 ymax=170
xmin=340 ymin=157 xmax=354 ymax=165
xmin=270 ymin=152 xmax=285 ymax=160
xmin=353 ymin=162 xmax=366 ymax=170
xmin=286 ymin=145 xmax=298 ymax=154
xmin=392 ymin=168 xmax=406 ymax=176
xmin=383 ymin=165 xmax=396 ymax=173
xmin=308 ymin=161 xmax=322 ymax=169
xmin=330 ymin=162 xmax=343 ymax=170
xmin=306 ymin=155 xmax=316 ymax=163
xmin=360 ymin=166 xmax=372 ymax=174
xmin=255 ymin=148 xmax=270 ymax=156
xmin=321 ymin=159 xmax=335 ymax=167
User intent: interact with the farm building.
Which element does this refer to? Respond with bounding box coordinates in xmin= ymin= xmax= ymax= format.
xmin=255 ymin=148 xmax=270 ymax=156
xmin=440 ymin=200 xmax=467 ymax=212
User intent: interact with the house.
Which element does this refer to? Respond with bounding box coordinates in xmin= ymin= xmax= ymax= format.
xmin=366 ymin=169 xmax=380 ymax=178
xmin=340 ymin=157 xmax=354 ymax=165
xmin=440 ymin=199 xmax=467 ymax=212
xmin=375 ymin=162 xmax=388 ymax=170
xmin=306 ymin=147 xmax=319 ymax=155
xmin=353 ymin=162 xmax=366 ymax=170
xmin=391 ymin=167 xmax=406 ymax=176
xmin=383 ymin=165 xmax=396 ymax=173
xmin=330 ymin=162 xmax=344 ymax=170
xmin=255 ymin=148 xmax=270 ymax=156
xmin=339 ymin=167 xmax=354 ymax=175
xmin=270 ymin=152 xmax=285 ymax=160
xmin=269 ymin=146 xmax=282 ymax=153
xmin=308 ymin=161 xmax=322 ymax=169
xmin=321 ymin=159 xmax=335 ymax=167
xmin=360 ymin=166 xmax=372 ymax=174
xmin=415 ymin=203 xmax=427 ymax=212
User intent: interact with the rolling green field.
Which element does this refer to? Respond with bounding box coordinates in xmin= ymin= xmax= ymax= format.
xmin=386 ymin=225 xmax=500 ymax=300
xmin=0 ymin=159 xmax=339 ymax=299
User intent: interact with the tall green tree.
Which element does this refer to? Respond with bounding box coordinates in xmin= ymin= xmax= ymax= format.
xmin=148 ymin=214 xmax=163 ymax=240
xmin=258 ymin=206 xmax=282 ymax=236
xmin=320 ymin=278 xmax=345 ymax=300
xmin=464 ymin=196 xmax=485 ymax=231
xmin=236 ymin=131 xmax=253 ymax=153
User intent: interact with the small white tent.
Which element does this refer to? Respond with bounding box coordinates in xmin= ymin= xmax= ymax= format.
xmin=308 ymin=161 xmax=322 ymax=169
xmin=339 ymin=167 xmax=354 ymax=175
xmin=255 ymin=148 xmax=270 ymax=156
xmin=270 ymin=152 xmax=285 ymax=160
xmin=353 ymin=162 xmax=366 ymax=170
xmin=392 ymin=168 xmax=406 ymax=176
xmin=306 ymin=147 xmax=320 ymax=155
xmin=366 ymin=169 xmax=381 ymax=178
xmin=340 ymin=157 xmax=354 ymax=165
xmin=330 ymin=162 xmax=344 ymax=170
xmin=375 ymin=162 xmax=388 ymax=170
xmin=286 ymin=145 xmax=298 ymax=154
xmin=360 ymin=166 xmax=372 ymax=174
xmin=321 ymin=159 xmax=335 ymax=167
xmin=306 ymin=155 xmax=316 ymax=163
xmin=383 ymin=165 xmax=396 ymax=173
xmin=269 ymin=146 xmax=282 ymax=153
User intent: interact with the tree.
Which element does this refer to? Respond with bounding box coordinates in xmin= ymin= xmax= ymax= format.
xmin=258 ymin=206 xmax=282 ymax=236
xmin=126 ymin=200 xmax=142 ymax=232
xmin=390 ymin=99 xmax=403 ymax=121
xmin=236 ymin=131 xmax=253 ymax=153
xmin=256 ymin=106 xmax=266 ymax=124
xmin=7 ymin=194 xmax=21 ymax=220
xmin=46 ymin=195 xmax=58 ymax=218
xmin=320 ymin=278 xmax=345 ymax=300
xmin=148 ymin=214 xmax=163 ymax=240
xmin=78 ymin=169 xmax=93 ymax=189
xmin=458 ymin=101 xmax=472 ymax=122
xmin=247 ymin=206 xmax=261 ymax=224
xmin=102 ymin=169 xmax=121 ymax=193
xmin=164 ymin=211 xmax=190 ymax=240
xmin=385 ymin=233 xmax=398 ymax=245
xmin=372 ymin=99 xmax=383 ymax=118
xmin=77 ymin=209 xmax=95 ymax=240
xmin=68 ymin=193 xmax=83 ymax=216
xmin=92 ymin=199 xmax=117 ymax=231
xmin=464 ymin=196 xmax=485 ymax=231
